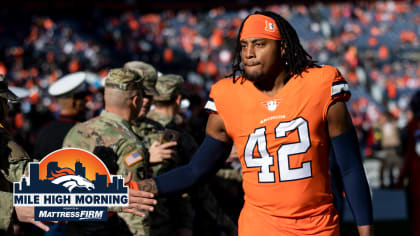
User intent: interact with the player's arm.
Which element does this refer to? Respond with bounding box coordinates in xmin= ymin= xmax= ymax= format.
xmin=136 ymin=113 xmax=233 ymax=195
xmin=327 ymin=101 xmax=374 ymax=236
xmin=205 ymin=113 xmax=233 ymax=143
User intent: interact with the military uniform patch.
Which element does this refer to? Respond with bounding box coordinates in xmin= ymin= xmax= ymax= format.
xmin=124 ymin=150 xmax=143 ymax=167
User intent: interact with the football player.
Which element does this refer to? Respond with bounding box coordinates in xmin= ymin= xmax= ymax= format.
xmin=135 ymin=11 xmax=373 ymax=236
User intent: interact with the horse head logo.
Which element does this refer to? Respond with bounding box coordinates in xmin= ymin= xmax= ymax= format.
xmin=49 ymin=168 xmax=95 ymax=192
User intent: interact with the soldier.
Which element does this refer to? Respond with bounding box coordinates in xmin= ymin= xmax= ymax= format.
xmin=124 ymin=61 xmax=158 ymax=121
xmin=123 ymin=61 xmax=172 ymax=148
xmin=137 ymin=11 xmax=373 ymax=236
xmin=149 ymin=74 xmax=237 ymax=236
xmin=62 ymin=68 xmax=157 ymax=235
xmin=124 ymin=61 xmax=186 ymax=236
xmin=0 ymin=74 xmax=45 ymax=234
xmin=33 ymin=72 xmax=89 ymax=160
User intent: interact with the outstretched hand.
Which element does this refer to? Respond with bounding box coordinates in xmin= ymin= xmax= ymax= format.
xmin=122 ymin=172 xmax=157 ymax=217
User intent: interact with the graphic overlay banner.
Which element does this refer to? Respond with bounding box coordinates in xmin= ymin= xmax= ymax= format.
xmin=13 ymin=148 xmax=129 ymax=221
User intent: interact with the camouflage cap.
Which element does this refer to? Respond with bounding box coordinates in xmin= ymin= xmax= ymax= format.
xmin=0 ymin=74 xmax=18 ymax=101
xmin=154 ymin=74 xmax=184 ymax=102
xmin=124 ymin=61 xmax=158 ymax=96
xmin=104 ymin=68 xmax=144 ymax=91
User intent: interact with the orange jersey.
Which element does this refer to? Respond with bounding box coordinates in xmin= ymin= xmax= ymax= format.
xmin=205 ymin=65 xmax=350 ymax=219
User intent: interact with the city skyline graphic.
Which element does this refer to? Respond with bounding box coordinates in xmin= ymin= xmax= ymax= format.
xmin=14 ymin=148 xmax=127 ymax=194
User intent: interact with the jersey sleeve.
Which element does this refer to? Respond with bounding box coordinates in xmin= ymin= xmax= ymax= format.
xmin=321 ymin=66 xmax=351 ymax=120
xmin=204 ymin=97 xmax=217 ymax=114
xmin=204 ymin=78 xmax=233 ymax=114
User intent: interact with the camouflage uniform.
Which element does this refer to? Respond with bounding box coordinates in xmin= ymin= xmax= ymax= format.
xmin=0 ymin=124 xmax=31 ymax=232
xmin=125 ymin=65 xmax=193 ymax=235
xmin=63 ymin=69 xmax=151 ymax=236
xmin=216 ymin=168 xmax=243 ymax=182
xmin=141 ymin=111 xmax=195 ymax=236
xmin=0 ymin=75 xmax=31 ymax=232
xmin=148 ymin=74 xmax=237 ymax=235
xmin=63 ymin=110 xmax=150 ymax=180
xmin=131 ymin=117 xmax=162 ymax=150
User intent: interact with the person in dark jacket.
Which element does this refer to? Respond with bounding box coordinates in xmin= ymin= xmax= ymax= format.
xmin=33 ymin=72 xmax=89 ymax=160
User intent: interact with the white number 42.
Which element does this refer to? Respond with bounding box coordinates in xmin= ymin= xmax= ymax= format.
xmin=244 ymin=117 xmax=312 ymax=182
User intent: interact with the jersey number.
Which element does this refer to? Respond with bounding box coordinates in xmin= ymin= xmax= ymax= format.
xmin=244 ymin=117 xmax=312 ymax=182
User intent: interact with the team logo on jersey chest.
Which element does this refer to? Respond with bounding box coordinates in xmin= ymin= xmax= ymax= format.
xmin=261 ymin=99 xmax=282 ymax=111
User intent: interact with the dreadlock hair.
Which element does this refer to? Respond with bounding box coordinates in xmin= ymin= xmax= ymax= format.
xmin=230 ymin=10 xmax=319 ymax=83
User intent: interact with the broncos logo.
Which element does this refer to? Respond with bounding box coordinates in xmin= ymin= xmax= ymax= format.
xmin=261 ymin=99 xmax=282 ymax=112
xmin=49 ymin=168 xmax=95 ymax=192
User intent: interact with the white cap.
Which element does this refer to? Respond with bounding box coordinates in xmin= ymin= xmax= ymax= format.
xmin=48 ymin=72 xmax=88 ymax=97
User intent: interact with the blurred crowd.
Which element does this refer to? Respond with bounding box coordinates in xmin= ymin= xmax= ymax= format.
xmin=0 ymin=1 xmax=419 ymax=189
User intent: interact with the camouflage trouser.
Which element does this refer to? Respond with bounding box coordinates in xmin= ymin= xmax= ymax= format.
xmin=118 ymin=212 xmax=150 ymax=236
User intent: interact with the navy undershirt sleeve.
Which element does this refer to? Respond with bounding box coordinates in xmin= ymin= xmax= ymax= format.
xmin=330 ymin=129 xmax=373 ymax=226
xmin=154 ymin=135 xmax=233 ymax=196
xmin=329 ymin=151 xmax=344 ymax=218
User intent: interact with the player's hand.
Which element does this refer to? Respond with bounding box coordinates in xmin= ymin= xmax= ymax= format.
xmin=122 ymin=173 xmax=157 ymax=217
xmin=149 ymin=141 xmax=177 ymax=163
xmin=14 ymin=206 xmax=57 ymax=232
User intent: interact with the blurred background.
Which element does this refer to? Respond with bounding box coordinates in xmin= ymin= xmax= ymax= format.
xmin=1 ymin=0 xmax=419 ymax=235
